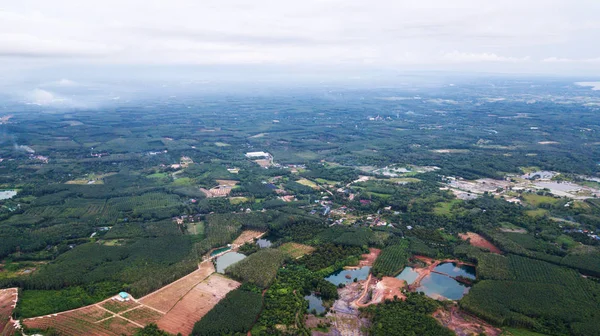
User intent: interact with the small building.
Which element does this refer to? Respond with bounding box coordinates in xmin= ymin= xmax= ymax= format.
xmin=117 ymin=292 xmax=130 ymax=301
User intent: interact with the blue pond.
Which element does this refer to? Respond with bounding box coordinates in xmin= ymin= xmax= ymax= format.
xmin=305 ymin=293 xmax=326 ymax=314
xmin=396 ymin=267 xmax=419 ymax=285
xmin=325 ymin=266 xmax=371 ymax=286
xmin=434 ymin=262 xmax=476 ymax=279
xmin=215 ymin=252 xmax=246 ymax=273
xmin=417 ymin=273 xmax=470 ymax=300
xmin=256 ymin=238 xmax=272 ymax=248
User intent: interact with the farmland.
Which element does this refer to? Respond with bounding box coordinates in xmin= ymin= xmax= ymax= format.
xmin=279 ymin=242 xmax=315 ymax=259
xmin=0 ymin=288 xmax=17 ymax=335
xmin=371 ymin=242 xmax=409 ymax=277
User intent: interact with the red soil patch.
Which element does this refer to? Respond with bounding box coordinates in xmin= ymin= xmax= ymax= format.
xmin=433 ymin=305 xmax=501 ymax=336
xmin=375 ymin=277 xmax=407 ymax=302
xmin=121 ymin=307 xmax=163 ymax=325
xmin=459 ymin=232 xmax=502 ymax=254
xmin=139 ymin=261 xmax=215 ymax=313
xmin=98 ymin=316 xmax=140 ymax=335
xmin=359 ymin=248 xmax=381 ymax=267
xmin=0 ymin=288 xmax=18 ymax=335
xmin=156 ymin=273 xmax=240 ymax=335
xmin=99 ymin=299 xmax=140 ymax=314
xmin=232 ymin=230 xmax=265 ymax=246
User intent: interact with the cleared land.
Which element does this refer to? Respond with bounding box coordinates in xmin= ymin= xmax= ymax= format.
xmin=433 ymin=306 xmax=501 ymax=336
xmin=232 ymin=230 xmax=265 ymax=246
xmin=139 ymin=262 xmax=215 ymax=313
xmin=459 ymin=232 xmax=502 ymax=254
xmin=156 ymin=273 xmax=240 ymax=335
xmin=0 ymin=288 xmax=18 ymax=336
xmin=279 ymin=243 xmax=315 ymax=259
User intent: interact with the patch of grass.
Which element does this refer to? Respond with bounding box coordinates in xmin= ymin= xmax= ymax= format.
xmin=296 ymin=178 xmax=318 ymax=189
xmin=522 ymin=193 xmax=558 ymax=207
xmin=279 ymin=243 xmax=315 ymax=259
xmin=433 ymin=200 xmax=461 ymax=215
xmin=230 ymin=197 xmax=250 ymax=205
xmin=187 ymin=221 xmax=205 ymax=236
xmin=388 ymin=177 xmax=421 ymax=183
xmin=214 ymin=142 xmax=231 ymax=147
xmin=525 ymin=209 xmax=548 ymax=217
xmin=147 ymin=172 xmax=168 ymax=179
xmin=172 ymin=177 xmax=193 ymax=186
xmin=555 ymin=235 xmax=577 ymax=249
xmin=315 ymin=178 xmax=339 ymax=185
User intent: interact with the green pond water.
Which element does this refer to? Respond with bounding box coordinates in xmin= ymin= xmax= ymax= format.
xmin=215 ymin=252 xmax=246 ymax=273
xmin=305 ymin=293 xmax=326 ymax=314
xmin=325 ymin=266 xmax=371 ymax=286
xmin=210 ymin=246 xmax=231 ymax=257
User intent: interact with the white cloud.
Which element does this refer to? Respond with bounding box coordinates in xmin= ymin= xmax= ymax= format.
xmin=25 ymin=89 xmax=67 ymax=105
xmin=442 ymin=51 xmax=530 ymax=63
xmin=542 ymin=57 xmax=600 ymax=63
xmin=0 ymin=0 xmax=599 ymax=74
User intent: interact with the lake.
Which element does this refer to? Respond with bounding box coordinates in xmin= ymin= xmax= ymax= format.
xmin=434 ymin=262 xmax=476 ymax=279
xmin=396 ymin=267 xmax=419 ymax=285
xmin=417 ymin=273 xmax=470 ymax=300
xmin=325 ymin=266 xmax=371 ymax=286
xmin=256 ymin=238 xmax=272 ymax=248
xmin=305 ymin=293 xmax=326 ymax=314
xmin=215 ymin=252 xmax=246 ymax=273
xmin=0 ymin=190 xmax=17 ymax=200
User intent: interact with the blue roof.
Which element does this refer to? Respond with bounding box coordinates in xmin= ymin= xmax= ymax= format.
xmin=119 ymin=292 xmax=129 ymax=298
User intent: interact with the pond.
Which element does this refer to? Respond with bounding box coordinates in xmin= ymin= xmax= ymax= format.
xmin=417 ymin=273 xmax=470 ymax=300
xmin=210 ymin=246 xmax=231 ymax=257
xmin=305 ymin=293 xmax=326 ymax=314
xmin=434 ymin=262 xmax=476 ymax=279
xmin=325 ymin=266 xmax=371 ymax=286
xmin=215 ymin=252 xmax=246 ymax=273
xmin=396 ymin=267 xmax=419 ymax=285
xmin=256 ymin=238 xmax=272 ymax=248
xmin=0 ymin=190 xmax=17 ymax=200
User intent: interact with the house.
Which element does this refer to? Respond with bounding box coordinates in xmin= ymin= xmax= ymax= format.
xmin=116 ymin=292 xmax=130 ymax=301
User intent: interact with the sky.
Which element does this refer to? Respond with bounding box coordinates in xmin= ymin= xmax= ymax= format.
xmin=1 ymin=0 xmax=600 ymax=84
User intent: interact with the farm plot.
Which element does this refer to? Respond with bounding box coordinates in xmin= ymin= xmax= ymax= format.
xmin=139 ymin=262 xmax=215 ymax=313
xmin=100 ymin=299 xmax=140 ymax=314
xmin=156 ymin=273 xmax=240 ymax=335
xmin=279 ymin=242 xmax=315 ymax=259
xmin=121 ymin=306 xmax=163 ymax=325
xmin=23 ymin=305 xmax=125 ymax=336
xmin=0 ymin=288 xmax=18 ymax=335
xmin=459 ymin=232 xmax=502 ymax=254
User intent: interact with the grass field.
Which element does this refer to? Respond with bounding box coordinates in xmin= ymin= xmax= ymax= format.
xmin=187 ymin=221 xmax=205 ymax=236
xmin=230 ymin=197 xmax=250 ymax=205
xmin=433 ymin=200 xmax=462 ymax=215
xmin=522 ymin=193 xmax=558 ymax=207
xmin=502 ymin=327 xmax=550 ymax=336
xmin=525 ymin=209 xmax=548 ymax=217
xmin=214 ymin=142 xmax=231 ymax=147
xmin=278 ymin=242 xmax=315 ymax=259
xmin=296 ymin=178 xmax=318 ymax=189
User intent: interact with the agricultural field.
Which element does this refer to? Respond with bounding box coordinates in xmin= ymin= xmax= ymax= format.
xmin=296 ymin=178 xmax=319 ymax=189
xmin=372 ymin=241 xmax=410 ymax=277
xmin=279 ymin=242 xmax=315 ymax=259
xmin=156 ymin=273 xmax=240 ymax=335
xmin=225 ymin=249 xmax=286 ymax=288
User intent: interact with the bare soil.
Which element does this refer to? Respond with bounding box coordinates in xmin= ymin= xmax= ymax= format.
xmin=433 ymin=305 xmax=501 ymax=336
xmin=459 ymin=232 xmax=502 ymax=254
xmin=0 ymin=288 xmax=17 ymax=335
xmin=156 ymin=273 xmax=240 ymax=335
xmin=232 ymin=230 xmax=265 ymax=246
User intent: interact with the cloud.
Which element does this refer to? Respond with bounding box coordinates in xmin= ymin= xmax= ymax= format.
xmin=25 ymin=89 xmax=67 ymax=105
xmin=0 ymin=1 xmax=600 ymax=74
xmin=442 ymin=51 xmax=530 ymax=63
xmin=542 ymin=57 xmax=600 ymax=63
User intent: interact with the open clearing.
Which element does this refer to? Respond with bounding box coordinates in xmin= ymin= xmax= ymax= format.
xmin=278 ymin=242 xmax=315 ymax=259
xmin=433 ymin=306 xmax=501 ymax=336
xmin=139 ymin=262 xmax=215 ymax=312
xmin=232 ymin=230 xmax=265 ymax=246
xmin=0 ymin=288 xmax=18 ymax=335
xmin=296 ymin=178 xmax=319 ymax=189
xmin=156 ymin=273 xmax=240 ymax=335
xmin=459 ymin=232 xmax=502 ymax=254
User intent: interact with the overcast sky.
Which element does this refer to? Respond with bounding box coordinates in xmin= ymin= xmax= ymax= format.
xmin=2 ymin=0 xmax=600 ymax=80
